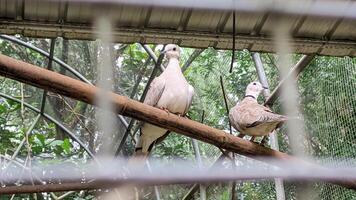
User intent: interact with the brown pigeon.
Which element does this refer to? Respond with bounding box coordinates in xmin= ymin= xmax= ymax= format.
xmin=229 ymin=81 xmax=287 ymax=136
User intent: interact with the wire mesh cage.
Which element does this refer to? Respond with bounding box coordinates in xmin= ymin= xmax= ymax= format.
xmin=0 ymin=0 xmax=355 ymax=199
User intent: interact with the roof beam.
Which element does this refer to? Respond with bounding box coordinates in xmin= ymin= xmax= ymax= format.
xmin=1 ymin=21 xmax=355 ymax=57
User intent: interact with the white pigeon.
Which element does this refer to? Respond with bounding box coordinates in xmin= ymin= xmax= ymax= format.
xmin=229 ymin=81 xmax=287 ymax=137
xmin=134 ymin=44 xmax=194 ymax=158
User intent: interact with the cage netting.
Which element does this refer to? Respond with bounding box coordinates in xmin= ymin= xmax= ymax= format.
xmin=297 ymin=56 xmax=356 ymax=200
xmin=1 ymin=36 xmax=355 ymax=199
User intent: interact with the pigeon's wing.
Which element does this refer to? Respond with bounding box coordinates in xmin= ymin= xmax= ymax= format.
xmin=183 ymin=84 xmax=195 ymax=115
xmin=143 ymin=77 xmax=166 ymax=107
xmin=246 ymin=105 xmax=287 ymax=128
xmin=229 ymin=103 xmax=244 ymax=132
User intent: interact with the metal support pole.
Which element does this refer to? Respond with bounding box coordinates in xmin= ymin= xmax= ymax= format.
xmin=182 ymin=154 xmax=227 ymax=200
xmin=40 ymin=38 xmax=56 ymax=114
xmin=192 ymin=139 xmax=206 ymax=200
xmin=264 ymin=54 xmax=315 ymax=106
xmin=252 ymin=52 xmax=285 ymax=200
xmin=141 ymin=44 xmax=165 ymax=72
xmin=146 ymin=160 xmax=161 ymax=200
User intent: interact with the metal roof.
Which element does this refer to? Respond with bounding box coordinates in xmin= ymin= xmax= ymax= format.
xmin=0 ymin=0 xmax=355 ymax=56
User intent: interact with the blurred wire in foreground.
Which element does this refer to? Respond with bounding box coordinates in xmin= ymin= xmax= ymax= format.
xmin=0 ymin=157 xmax=356 ymax=194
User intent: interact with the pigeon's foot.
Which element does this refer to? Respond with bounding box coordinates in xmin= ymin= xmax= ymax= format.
xmin=251 ymin=141 xmax=259 ymax=145
xmin=159 ymin=107 xmax=170 ymax=114
xmin=176 ymin=112 xmax=184 ymax=117
xmin=260 ymin=136 xmax=269 ymax=146
xmin=238 ymin=133 xmax=245 ymax=138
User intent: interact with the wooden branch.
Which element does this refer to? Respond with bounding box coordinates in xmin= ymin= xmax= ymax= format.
xmin=0 ymin=54 xmax=290 ymax=160
xmin=0 ymin=54 xmax=355 ymax=191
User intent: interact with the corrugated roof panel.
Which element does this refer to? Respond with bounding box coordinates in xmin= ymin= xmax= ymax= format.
xmin=0 ymin=1 xmax=354 ymax=56
xmin=76 ymin=3 xmax=93 ymax=23
xmin=0 ymin=0 xmax=6 ymax=18
xmin=223 ymin=12 xmax=261 ymax=34
xmin=115 ymin=5 xmax=144 ymax=27
xmin=186 ymin=10 xmax=225 ymax=32
xmin=259 ymin=15 xmax=300 ymax=35
xmin=24 ymin=0 xmax=59 ymax=21
xmin=331 ymin=19 xmax=356 ymax=40
xmin=66 ymin=2 xmax=93 ymax=23
xmin=296 ymin=16 xmax=339 ymax=39
xmin=46 ymin=1 xmax=60 ymax=21
xmin=66 ymin=2 xmax=81 ymax=23
xmin=24 ymin=0 xmax=37 ymax=20
xmin=2 ymin=0 xmax=15 ymax=19
xmin=148 ymin=7 xmax=183 ymax=29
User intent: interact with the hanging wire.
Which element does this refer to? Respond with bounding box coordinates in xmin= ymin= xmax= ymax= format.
xmin=219 ymin=76 xmax=232 ymax=135
xmin=229 ymin=11 xmax=236 ymax=73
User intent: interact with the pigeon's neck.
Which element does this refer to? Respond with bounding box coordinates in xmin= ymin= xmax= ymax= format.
xmin=166 ymin=58 xmax=182 ymax=73
xmin=245 ymin=91 xmax=259 ymax=101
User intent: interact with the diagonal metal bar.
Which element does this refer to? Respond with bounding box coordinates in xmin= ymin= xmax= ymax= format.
xmin=182 ymin=154 xmax=227 ymax=200
xmin=146 ymin=160 xmax=162 ymax=200
xmin=182 ymin=49 xmax=204 ymax=72
xmin=264 ymin=54 xmax=316 ymax=106
xmin=191 ymin=111 xmax=206 ymax=200
xmin=0 ymin=92 xmax=95 ymax=159
xmin=115 ymin=46 xmax=166 ymax=156
xmin=0 ymin=34 xmax=130 ymax=150
xmin=252 ymin=52 xmax=286 ymax=200
xmin=40 ymin=38 xmax=56 ymax=114
xmin=141 ymin=44 xmax=165 ymax=72
xmin=130 ymin=55 xmax=153 ymax=99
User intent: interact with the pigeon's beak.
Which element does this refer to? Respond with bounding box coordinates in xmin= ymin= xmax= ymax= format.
xmin=160 ymin=49 xmax=168 ymax=55
xmin=262 ymin=86 xmax=269 ymax=90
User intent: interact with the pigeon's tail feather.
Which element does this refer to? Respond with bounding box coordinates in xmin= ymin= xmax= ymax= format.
xmin=276 ymin=121 xmax=285 ymax=129
xmin=129 ymin=128 xmax=169 ymax=165
xmin=276 ymin=116 xmax=302 ymax=129
xmin=128 ymin=148 xmax=149 ymax=167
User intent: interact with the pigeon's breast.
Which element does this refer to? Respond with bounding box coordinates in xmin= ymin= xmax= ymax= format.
xmin=156 ymin=79 xmax=189 ymax=114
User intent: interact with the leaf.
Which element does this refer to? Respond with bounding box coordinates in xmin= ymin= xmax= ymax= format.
xmin=0 ymin=104 xmax=6 ymax=114
xmin=61 ymin=139 xmax=71 ymax=154
xmin=5 ymin=99 xmax=18 ymax=107
xmin=31 ymin=146 xmax=42 ymax=155
xmin=35 ymin=134 xmax=46 ymax=147
xmin=54 ymin=146 xmax=64 ymax=155
xmin=49 ymin=140 xmax=63 ymax=147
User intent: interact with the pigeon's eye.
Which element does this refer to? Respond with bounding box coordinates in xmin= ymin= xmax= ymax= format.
xmin=173 ymin=47 xmax=176 ymax=51
xmin=253 ymin=83 xmax=257 ymax=85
